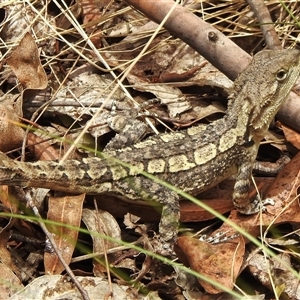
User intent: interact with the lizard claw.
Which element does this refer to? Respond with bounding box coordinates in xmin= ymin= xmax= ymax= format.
xmin=237 ymin=196 xmax=275 ymax=214
xmin=252 ymin=196 xmax=275 ymax=212
xmin=199 ymin=231 xmax=239 ymax=244
xmin=260 ymin=198 xmax=275 ymax=211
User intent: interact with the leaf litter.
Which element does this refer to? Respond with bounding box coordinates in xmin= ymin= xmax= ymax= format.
xmin=0 ymin=1 xmax=299 ymax=299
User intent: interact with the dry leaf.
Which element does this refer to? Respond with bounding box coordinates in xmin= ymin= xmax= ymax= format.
xmin=9 ymin=275 xmax=141 ymax=300
xmin=26 ymin=132 xmax=60 ymax=161
xmin=6 ymin=32 xmax=47 ymax=90
xmin=0 ymin=229 xmax=20 ymax=279
xmin=281 ymin=122 xmax=300 ymax=150
xmin=82 ymin=208 xmax=121 ymax=276
xmin=248 ymin=252 xmax=300 ymax=298
xmin=0 ymin=103 xmax=24 ymax=152
xmin=44 ymin=194 xmax=85 ymax=275
xmin=0 ymin=262 xmax=23 ymax=298
xmin=176 ymin=235 xmax=244 ymax=294
xmin=0 ymin=186 xmax=20 ymax=277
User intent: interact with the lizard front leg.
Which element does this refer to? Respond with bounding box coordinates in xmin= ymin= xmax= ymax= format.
xmin=233 ymin=160 xmax=274 ymax=214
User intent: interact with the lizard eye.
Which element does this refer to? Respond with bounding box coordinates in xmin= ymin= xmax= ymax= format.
xmin=276 ymin=69 xmax=288 ymax=82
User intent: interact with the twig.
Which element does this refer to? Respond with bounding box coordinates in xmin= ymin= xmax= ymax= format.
xmin=24 ymin=190 xmax=91 ymax=300
xmin=247 ymin=0 xmax=281 ymax=50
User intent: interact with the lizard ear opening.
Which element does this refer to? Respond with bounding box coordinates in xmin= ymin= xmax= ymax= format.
xmin=276 ymin=69 xmax=288 ymax=82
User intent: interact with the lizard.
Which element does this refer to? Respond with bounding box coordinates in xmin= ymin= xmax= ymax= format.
xmin=0 ymin=49 xmax=299 ymax=250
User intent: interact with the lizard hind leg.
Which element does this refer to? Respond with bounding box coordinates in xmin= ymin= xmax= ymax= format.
xmin=113 ymin=177 xmax=180 ymax=253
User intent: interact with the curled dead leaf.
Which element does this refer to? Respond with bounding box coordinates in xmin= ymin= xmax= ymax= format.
xmin=0 ymin=103 xmax=24 ymax=152
xmin=6 ymin=32 xmax=47 ymax=90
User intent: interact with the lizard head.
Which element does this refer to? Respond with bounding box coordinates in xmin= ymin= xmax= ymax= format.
xmin=229 ymin=49 xmax=300 ymax=139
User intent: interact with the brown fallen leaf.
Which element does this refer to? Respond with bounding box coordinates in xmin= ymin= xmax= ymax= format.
xmin=280 ymin=122 xmax=300 ymax=150
xmin=0 ymin=186 xmax=20 ymax=277
xmin=0 ymin=262 xmax=23 ymax=297
xmin=0 ymin=102 xmax=25 ymax=152
xmin=44 ymin=194 xmax=85 ymax=275
xmin=26 ymin=132 xmax=61 ymax=161
xmin=81 ymin=208 xmax=121 ymax=276
xmin=248 ymin=251 xmax=299 ymax=299
xmin=1 ymin=32 xmax=48 ymax=152
xmin=179 ymin=198 xmax=233 ymax=222
xmin=176 ymin=235 xmax=244 ymax=294
xmin=6 ymin=32 xmax=47 ymax=90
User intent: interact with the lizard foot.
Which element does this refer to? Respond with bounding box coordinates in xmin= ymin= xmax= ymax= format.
xmin=237 ymin=196 xmax=275 ymax=215
xmin=148 ymin=237 xmax=176 ymax=257
xmin=199 ymin=231 xmax=239 ymax=244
